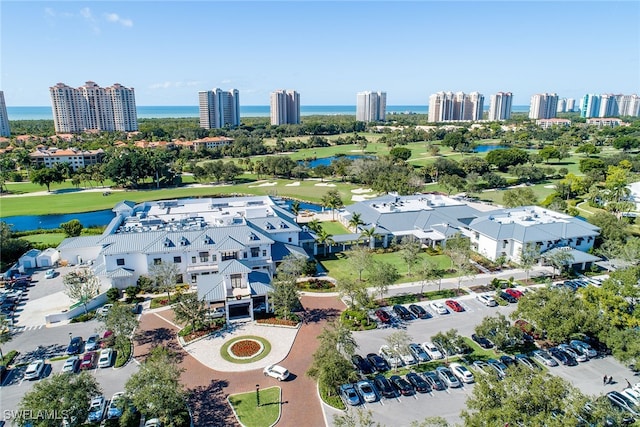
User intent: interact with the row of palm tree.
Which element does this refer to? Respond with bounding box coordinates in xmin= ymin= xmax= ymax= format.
xmin=305 ymin=214 xmax=381 ymax=256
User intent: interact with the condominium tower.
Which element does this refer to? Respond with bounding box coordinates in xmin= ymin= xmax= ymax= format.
xmin=428 ymin=91 xmax=484 ymax=122
xmin=356 ymin=91 xmax=387 ymax=122
xmin=529 ymin=93 xmax=558 ymax=119
xmin=0 ymin=91 xmax=10 ymax=137
xmin=50 ymin=81 xmax=138 ymax=133
xmin=581 ymin=93 xmax=640 ymax=118
xmin=270 ymin=90 xmax=300 ymax=125
xmin=488 ymin=92 xmax=513 ymax=121
xmin=198 ymin=89 xmax=240 ymax=129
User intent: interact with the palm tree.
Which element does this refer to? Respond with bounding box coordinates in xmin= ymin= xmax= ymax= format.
xmin=316 ymin=229 xmax=335 ymax=257
xmin=291 ymin=200 xmax=300 ymax=217
xmin=307 ymin=219 xmax=322 ymax=234
xmin=360 ymin=227 xmax=378 ymax=249
xmin=348 ymin=213 xmax=364 ymax=232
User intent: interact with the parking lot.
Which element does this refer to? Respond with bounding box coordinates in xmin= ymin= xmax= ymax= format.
xmin=336 ymin=290 xmax=639 ymax=426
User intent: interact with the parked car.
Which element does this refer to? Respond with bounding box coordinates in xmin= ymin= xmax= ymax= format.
xmin=355 ymin=380 xmax=378 ymax=403
xmin=394 ymin=345 xmax=416 ymax=366
xmin=421 ymin=341 xmax=444 ymax=360
xmin=66 ymin=336 xmax=84 ymax=355
xmin=390 ymin=375 xmax=414 ymax=396
xmin=97 ymin=304 xmax=113 ymax=317
xmin=471 ymin=334 xmax=494 ymax=349
xmin=514 ymin=354 xmax=538 ymax=370
xmin=107 ymin=392 xmax=126 ymax=419
xmin=570 ymin=339 xmax=598 ymax=358
xmin=98 ymin=348 xmax=113 ymax=368
xmin=408 ymin=304 xmax=430 ymax=319
xmin=406 ymin=372 xmax=430 ymax=393
xmin=351 ymin=354 xmax=374 ymax=375
xmin=504 ymin=288 xmax=524 ymax=300
xmin=471 ymin=360 xmax=492 ymax=375
xmin=144 ymin=419 xmax=162 ymax=427
xmin=607 ymin=391 xmax=640 ymax=416
xmin=392 ymin=304 xmax=413 ymax=321
xmin=423 ymin=370 xmax=446 ymax=391
xmin=339 ymin=383 xmax=361 ymax=406
xmin=430 ymin=301 xmax=449 ymax=315
xmin=622 ymin=389 xmax=640 ymax=406
xmin=205 ymin=307 xmax=226 ymax=319
xmin=379 ymin=345 xmax=402 ymax=369
xmin=87 ymin=396 xmax=106 ymax=423
xmin=374 ymin=309 xmax=390 ymax=323
xmin=62 ymin=356 xmax=80 ymax=373
xmin=487 ymin=359 xmax=508 ymax=379
xmin=44 ymin=269 xmax=56 ymax=279
xmin=263 ymin=364 xmax=290 ymax=381
xmin=476 ymin=294 xmax=497 ymax=307
xmin=85 ymin=334 xmax=100 ymax=352
xmin=549 ymin=347 xmax=578 ymax=366
xmin=366 ymin=353 xmax=388 ymax=372
xmin=445 ymin=299 xmax=464 ymax=312
xmin=24 ymin=359 xmax=45 ymax=380
xmin=373 ymin=375 xmax=396 ymax=398
xmin=80 ymin=352 xmax=98 ymax=370
xmin=499 ymin=355 xmax=516 ymax=367
xmin=559 ymin=343 xmax=588 ymax=362
xmin=532 ymin=349 xmax=558 ymax=367
xmin=408 ymin=343 xmax=430 ymax=363
xmin=499 ymin=292 xmax=518 ymax=304
xmin=436 ymin=366 xmax=461 ymax=388
xmin=449 ymin=362 xmax=475 ymax=384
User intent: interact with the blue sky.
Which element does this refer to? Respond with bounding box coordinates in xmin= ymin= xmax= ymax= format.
xmin=2 ymin=1 xmax=639 ymax=106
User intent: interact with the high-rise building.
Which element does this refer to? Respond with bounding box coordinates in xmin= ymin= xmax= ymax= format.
xmin=198 ymin=89 xmax=240 ymax=129
xmin=529 ymin=93 xmax=558 ymax=119
xmin=616 ymin=94 xmax=640 ymax=117
xmin=557 ymin=98 xmax=567 ymax=113
xmin=566 ymin=98 xmax=576 ymax=112
xmin=581 ymin=94 xmax=601 ymax=118
xmin=488 ymin=92 xmax=513 ymax=121
xmin=356 ymin=91 xmax=387 ymax=122
xmin=582 ymin=93 xmax=640 ymax=118
xmin=0 ymin=91 xmax=10 ymax=137
xmin=428 ymin=91 xmax=483 ymax=122
xmin=49 ymin=81 xmax=137 ymax=133
xmin=270 ymin=90 xmax=300 ymax=125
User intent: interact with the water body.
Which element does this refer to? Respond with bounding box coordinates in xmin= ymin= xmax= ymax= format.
xmin=4 ymin=199 xmax=324 ymax=232
xmin=6 ymin=105 xmax=531 ymax=121
xmin=474 ymin=145 xmax=508 ymax=153
xmin=299 ymin=155 xmax=372 ymax=168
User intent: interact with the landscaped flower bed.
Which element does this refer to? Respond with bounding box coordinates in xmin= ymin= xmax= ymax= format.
xmin=256 ymin=316 xmax=300 ymax=327
xmin=297 ymin=279 xmax=335 ymax=292
xmin=230 ymin=339 xmax=262 ymax=358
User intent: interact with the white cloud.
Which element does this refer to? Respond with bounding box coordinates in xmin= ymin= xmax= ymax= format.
xmin=221 ymin=79 xmax=233 ymax=84
xmin=105 ymin=13 xmax=133 ymax=28
xmin=149 ymin=81 xmax=200 ymax=90
xmin=149 ymin=82 xmax=173 ymax=90
xmin=79 ymin=7 xmax=100 ymax=34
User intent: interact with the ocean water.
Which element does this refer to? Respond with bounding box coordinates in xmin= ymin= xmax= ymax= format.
xmin=6 ymin=105 xmax=530 ymax=121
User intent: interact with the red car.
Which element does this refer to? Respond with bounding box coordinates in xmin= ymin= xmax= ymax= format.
xmin=445 ymin=300 xmax=464 ymax=312
xmin=515 ymin=319 xmax=541 ymax=340
xmin=505 ymin=288 xmax=524 ymax=300
xmin=80 ymin=351 xmax=98 ymax=370
xmin=374 ymin=309 xmax=390 ymax=323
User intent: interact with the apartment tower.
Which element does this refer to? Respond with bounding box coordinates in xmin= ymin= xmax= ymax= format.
xmin=270 ymin=90 xmax=300 ymax=125
xmin=488 ymin=92 xmax=513 ymax=121
xmin=0 ymin=91 xmax=10 ymax=137
xmin=198 ymin=89 xmax=240 ymax=129
xmin=529 ymin=93 xmax=558 ymax=119
xmin=50 ymin=82 xmax=138 ymax=133
xmin=428 ymin=91 xmax=483 ymax=122
xmin=356 ymin=91 xmax=387 ymax=122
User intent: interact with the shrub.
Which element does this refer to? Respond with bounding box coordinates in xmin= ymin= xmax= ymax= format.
xmin=70 ymin=311 xmax=96 ymax=323
xmin=106 ymin=288 xmax=120 ymax=303
xmin=2 ymin=350 xmax=18 ymax=366
xmin=114 ymin=338 xmax=131 ymax=368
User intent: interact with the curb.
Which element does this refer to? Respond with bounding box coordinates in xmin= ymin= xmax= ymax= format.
xmin=227 ymin=386 xmax=282 ymax=427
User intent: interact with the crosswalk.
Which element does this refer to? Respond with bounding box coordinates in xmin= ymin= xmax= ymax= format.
xmin=11 ymin=324 xmax=45 ymax=333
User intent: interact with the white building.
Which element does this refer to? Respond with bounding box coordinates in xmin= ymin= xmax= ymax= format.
xmin=356 ymin=91 xmax=386 ymax=122
xmin=488 ymin=92 xmax=513 ymax=121
xmin=529 ymin=93 xmax=558 ymax=119
xmin=29 ymin=147 xmax=105 ymax=171
xmin=428 ymin=91 xmax=484 ymax=122
xmin=198 ymin=89 xmax=240 ymax=129
xmin=535 ymin=118 xmax=571 ymax=129
xmin=0 ymin=91 xmax=10 ymax=137
xmin=270 ymin=90 xmax=300 ymax=125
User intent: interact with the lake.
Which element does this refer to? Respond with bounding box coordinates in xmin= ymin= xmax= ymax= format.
xmin=299 ymin=155 xmax=373 ymax=168
xmin=474 ymin=145 xmax=508 ymax=153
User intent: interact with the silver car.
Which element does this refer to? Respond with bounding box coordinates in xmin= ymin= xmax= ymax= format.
xmin=436 ymin=366 xmax=461 ymax=388
xmin=532 ymin=350 xmax=558 ymax=367
xmin=355 ymin=380 xmax=378 ymax=403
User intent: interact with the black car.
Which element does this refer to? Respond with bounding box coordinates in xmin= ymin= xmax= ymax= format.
xmin=423 ymin=371 xmax=446 ymax=391
xmin=351 ymin=354 xmax=374 ymax=375
xmin=392 ymin=305 xmax=413 ymax=321
xmin=373 ymin=375 xmax=396 ymax=398
xmin=366 ymin=353 xmax=388 ymax=372
xmin=499 ymin=292 xmax=518 ymax=304
xmin=471 ymin=334 xmax=494 ymax=349
xmin=406 ymin=372 xmax=430 ymax=393
xmin=390 ymin=375 xmax=414 ymax=396
xmin=66 ymin=336 xmax=84 ymax=355
xmin=499 ymin=355 xmax=516 ymax=367
xmin=408 ymin=304 xmax=430 ymax=319
xmin=549 ymin=347 xmax=578 ymax=366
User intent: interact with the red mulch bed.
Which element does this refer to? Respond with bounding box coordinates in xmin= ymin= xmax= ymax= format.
xmin=230 ymin=340 xmax=261 ymax=357
xmin=256 ymin=316 xmax=299 ymax=327
xmin=182 ymin=326 xmax=222 ymax=343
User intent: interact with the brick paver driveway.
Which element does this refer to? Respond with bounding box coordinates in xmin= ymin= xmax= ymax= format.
xmin=134 ymin=295 xmax=345 ymax=427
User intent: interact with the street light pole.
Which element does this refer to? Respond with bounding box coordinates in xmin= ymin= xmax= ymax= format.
xmin=256 ymin=384 xmax=260 ymax=407
xmin=68 ymin=332 xmax=72 ymax=342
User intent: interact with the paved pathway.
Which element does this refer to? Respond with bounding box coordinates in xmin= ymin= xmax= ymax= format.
xmin=133 ymin=294 xmax=345 ymax=427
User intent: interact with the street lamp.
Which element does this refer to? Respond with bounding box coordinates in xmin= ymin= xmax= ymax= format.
xmin=256 ymin=384 xmax=260 ymax=407
xmin=68 ymin=332 xmax=72 ymax=342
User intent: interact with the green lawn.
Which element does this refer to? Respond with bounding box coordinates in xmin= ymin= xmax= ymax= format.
xmin=318 ymin=250 xmax=453 ymax=284
xmin=228 ymin=386 xmax=280 ymax=427
xmin=21 ymin=232 xmax=67 ymax=247
xmin=319 ymin=221 xmax=350 ymax=235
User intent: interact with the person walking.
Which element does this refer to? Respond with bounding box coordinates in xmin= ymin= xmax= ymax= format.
xmin=626 ymin=378 xmax=632 ymax=388
xmin=603 ymin=375 xmax=608 ymax=385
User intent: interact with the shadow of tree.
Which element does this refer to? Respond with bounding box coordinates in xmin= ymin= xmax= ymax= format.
xmin=301 ymin=307 xmax=340 ymax=324
xmin=187 ymin=380 xmax=236 ymax=427
xmin=134 ymin=327 xmax=185 ymax=363
xmin=17 ymin=343 xmax=67 ymax=364
xmin=134 ymin=327 xmax=175 ymax=346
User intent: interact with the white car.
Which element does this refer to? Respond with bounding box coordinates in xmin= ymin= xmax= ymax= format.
xmin=421 ymin=341 xmax=444 ymax=360
xmin=97 ymin=304 xmax=113 ymax=317
xmin=622 ymin=388 xmax=640 ymax=406
xmin=476 ymin=294 xmax=497 ymax=307
xmin=44 ymin=269 xmax=56 ymax=279
xmin=98 ymin=348 xmax=113 ymax=368
xmin=24 ymin=359 xmax=45 ymax=380
xmin=379 ymin=345 xmax=402 ymax=369
xmin=144 ymin=418 xmax=162 ymax=427
xmin=449 ymin=362 xmax=475 ymax=384
xmin=263 ymin=364 xmax=290 ymax=381
xmin=394 ymin=345 xmax=416 ymax=366
xmin=87 ymin=396 xmax=106 ymax=423
xmin=430 ymin=301 xmax=449 ymax=315
xmin=62 ymin=356 xmax=80 ymax=373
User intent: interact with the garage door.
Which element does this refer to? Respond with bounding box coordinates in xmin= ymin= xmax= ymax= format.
xmin=228 ymin=303 xmax=250 ymax=318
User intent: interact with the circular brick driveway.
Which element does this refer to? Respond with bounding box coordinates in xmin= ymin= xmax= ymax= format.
xmin=133 ymin=294 xmax=345 ymax=427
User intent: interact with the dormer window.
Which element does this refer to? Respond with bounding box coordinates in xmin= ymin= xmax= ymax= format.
xmin=180 ymin=237 xmax=189 ymax=246
xmin=248 ymin=232 xmax=259 ymax=241
xmin=265 ymin=222 xmax=275 ymax=230
xmin=203 ymin=235 xmax=213 ymax=245
xmin=163 ymin=238 xmax=173 ymax=247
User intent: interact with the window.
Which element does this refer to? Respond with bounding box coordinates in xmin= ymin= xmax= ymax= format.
xmin=251 ymin=247 xmax=260 ymax=258
xmin=230 ymin=274 xmax=244 ymax=289
xmin=262 ymin=250 xmax=267 ymax=257
xmin=243 ymin=252 xmax=248 ymax=259
xmin=221 ymin=251 xmax=237 ymax=261
xmin=199 ymin=251 xmax=209 ymax=263
xmin=116 ymin=258 xmax=125 ymax=266
xmin=153 ymin=258 xmax=162 ymax=265
xmin=173 ymin=256 xmax=182 ymax=263
xmin=175 ymin=274 xmax=183 ymax=283
xmin=288 ymin=237 xmax=292 ymax=243
xmin=191 ymin=274 xmax=197 ymax=283
xmin=212 ymin=254 xmax=217 ymax=262
xmin=191 ymin=256 xmax=197 ymax=264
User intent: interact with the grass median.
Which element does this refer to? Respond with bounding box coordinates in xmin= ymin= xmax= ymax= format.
xmin=228 ymin=386 xmax=281 ymax=427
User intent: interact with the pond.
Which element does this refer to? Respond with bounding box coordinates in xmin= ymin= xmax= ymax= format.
xmin=3 ymin=198 xmax=324 ymax=232
xmin=299 ymin=155 xmax=373 ymax=168
xmin=474 ymin=145 xmax=508 ymax=153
